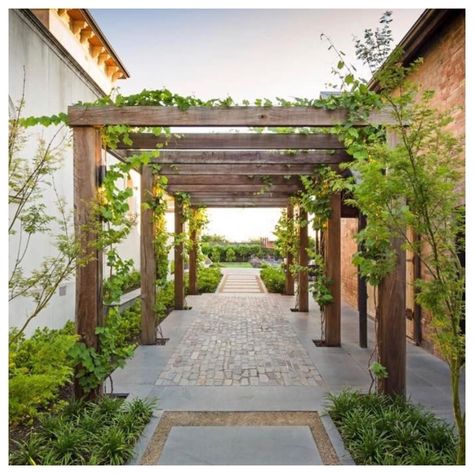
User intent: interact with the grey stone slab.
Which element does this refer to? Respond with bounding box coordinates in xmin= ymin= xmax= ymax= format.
xmin=148 ymin=386 xmax=327 ymax=412
xmin=319 ymin=414 xmax=355 ymax=465
xmin=158 ymin=426 xmax=322 ymax=465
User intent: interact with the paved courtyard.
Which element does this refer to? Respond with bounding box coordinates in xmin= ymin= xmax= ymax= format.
xmin=156 ymin=294 xmax=323 ymax=387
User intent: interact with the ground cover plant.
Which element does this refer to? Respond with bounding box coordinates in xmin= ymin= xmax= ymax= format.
xmin=10 ymin=396 xmax=154 ymax=465
xmin=326 ymin=390 xmax=457 ymax=465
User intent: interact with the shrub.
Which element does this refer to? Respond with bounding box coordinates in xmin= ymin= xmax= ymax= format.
xmin=10 ymin=396 xmax=155 ymax=465
xmin=326 ymin=390 xmax=457 ymax=465
xmin=154 ymin=280 xmax=175 ymax=321
xmin=9 ymin=326 xmax=78 ymax=425
xmin=260 ymin=265 xmax=285 ymax=293
xmin=225 ymin=247 xmax=236 ymax=262
xmin=196 ymin=267 xmax=222 ymax=293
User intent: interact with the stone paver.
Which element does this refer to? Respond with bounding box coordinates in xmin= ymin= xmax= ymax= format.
xmin=155 ymin=294 xmax=323 ymax=387
xmin=158 ymin=426 xmax=322 ymax=465
xmin=219 ymin=272 xmax=265 ymax=293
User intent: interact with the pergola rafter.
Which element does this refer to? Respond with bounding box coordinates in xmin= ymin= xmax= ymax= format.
xmin=71 ymin=104 xmax=406 ymax=397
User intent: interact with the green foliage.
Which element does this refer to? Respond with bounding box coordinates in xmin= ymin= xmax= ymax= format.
xmin=370 ymin=361 xmax=389 ymax=380
xmin=9 ymin=326 xmax=78 ymax=424
xmin=326 ymin=390 xmax=457 ymax=465
xmin=225 ymin=247 xmax=236 ymax=262
xmin=10 ymin=396 xmax=154 ymax=465
xmin=260 ymin=265 xmax=285 ymax=293
xmin=103 ymin=252 xmax=140 ymax=304
xmin=69 ymin=307 xmax=137 ymax=394
xmin=203 ymin=242 xmax=276 ymax=263
xmin=196 ymin=267 xmax=222 ymax=293
xmin=154 ymin=280 xmax=175 ymax=320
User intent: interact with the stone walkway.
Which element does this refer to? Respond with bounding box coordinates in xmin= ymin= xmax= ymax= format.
xmin=156 ymin=294 xmax=323 ymax=387
xmin=218 ymin=272 xmax=265 ymax=293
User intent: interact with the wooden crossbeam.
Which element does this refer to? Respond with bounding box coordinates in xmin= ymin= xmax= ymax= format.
xmin=166 ymin=184 xmax=301 ymax=193
xmin=190 ymin=201 xmax=289 ymax=207
xmin=166 ymin=175 xmax=301 ymax=186
xmin=157 ymin=164 xmax=320 ymax=175
xmin=68 ymin=105 xmax=394 ymax=127
xmin=117 ymin=132 xmax=344 ymax=150
xmin=146 ymin=150 xmax=349 ymax=165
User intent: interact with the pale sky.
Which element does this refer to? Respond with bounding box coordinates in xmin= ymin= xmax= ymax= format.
xmin=91 ymin=9 xmax=423 ymax=241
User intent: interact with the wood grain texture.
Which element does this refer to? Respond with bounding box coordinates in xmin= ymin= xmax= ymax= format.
xmin=377 ymin=236 xmax=406 ymax=395
xmin=285 ymin=204 xmax=295 ymax=296
xmin=73 ymin=127 xmax=103 ymax=398
xmin=146 ymin=150 xmax=349 ymax=165
xmin=377 ymin=130 xmax=406 ymax=396
xmin=166 ymin=175 xmax=301 ymax=186
xmin=140 ymin=165 xmax=157 ymax=344
xmin=167 ymin=184 xmax=301 ymax=193
xmin=324 ymin=192 xmax=341 ymax=347
xmin=188 ymin=210 xmax=198 ymax=296
xmin=117 ymin=132 xmax=345 ymax=150
xmin=298 ymin=207 xmax=309 ymax=312
xmin=156 ymin=164 xmax=321 ymax=176
xmin=68 ymin=105 xmax=395 ymax=127
xmin=174 ymin=198 xmax=185 ymax=310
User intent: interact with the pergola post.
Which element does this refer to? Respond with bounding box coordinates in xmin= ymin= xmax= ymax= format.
xmin=73 ymin=127 xmax=103 ymax=398
xmin=377 ymin=130 xmax=406 ymax=396
xmin=357 ymin=213 xmax=368 ymax=348
xmin=174 ymin=197 xmax=185 ymax=309
xmin=188 ymin=208 xmax=199 ymax=295
xmin=285 ymin=204 xmax=295 ymax=296
xmin=140 ymin=165 xmax=157 ymax=344
xmin=324 ymin=192 xmax=341 ymax=347
xmin=298 ymin=207 xmax=309 ymax=312
xmin=377 ymin=235 xmax=406 ymax=395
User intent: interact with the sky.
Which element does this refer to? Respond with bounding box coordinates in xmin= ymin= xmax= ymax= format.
xmin=91 ymin=8 xmax=423 ymax=241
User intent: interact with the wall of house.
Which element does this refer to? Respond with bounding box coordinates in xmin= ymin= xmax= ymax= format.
xmin=9 ymin=10 xmax=140 ymax=335
xmin=340 ymin=12 xmax=465 ymax=354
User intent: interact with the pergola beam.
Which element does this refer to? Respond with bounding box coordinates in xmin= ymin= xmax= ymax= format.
xmin=68 ymin=105 xmax=394 ymax=127
xmin=167 ymin=184 xmax=301 ymax=193
xmin=116 ymin=132 xmax=345 ymax=150
xmin=166 ymin=175 xmax=301 ymax=186
xmin=157 ymin=164 xmax=320 ymax=176
xmin=145 ymin=150 xmax=350 ymax=165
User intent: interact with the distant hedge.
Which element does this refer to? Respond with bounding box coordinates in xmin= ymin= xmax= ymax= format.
xmin=202 ymin=243 xmax=279 ymax=262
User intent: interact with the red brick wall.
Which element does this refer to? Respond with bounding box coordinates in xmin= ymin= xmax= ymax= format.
xmin=340 ymin=12 xmax=465 ymax=354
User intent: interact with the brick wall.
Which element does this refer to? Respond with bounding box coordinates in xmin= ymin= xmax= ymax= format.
xmin=340 ymin=12 xmax=465 ymax=355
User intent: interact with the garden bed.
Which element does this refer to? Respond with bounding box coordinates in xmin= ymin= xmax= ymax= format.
xmin=326 ymin=390 xmax=457 ymax=465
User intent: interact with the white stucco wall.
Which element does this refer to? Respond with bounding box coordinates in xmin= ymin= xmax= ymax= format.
xmin=9 ymin=10 xmax=140 ymax=335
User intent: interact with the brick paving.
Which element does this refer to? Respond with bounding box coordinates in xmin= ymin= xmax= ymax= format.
xmin=156 ymin=293 xmax=323 ymax=387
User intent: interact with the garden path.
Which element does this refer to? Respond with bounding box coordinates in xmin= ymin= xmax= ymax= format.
xmin=109 ymin=269 xmax=464 ymax=465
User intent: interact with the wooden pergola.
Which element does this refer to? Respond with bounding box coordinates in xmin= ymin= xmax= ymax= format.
xmin=70 ymin=105 xmax=406 ymax=396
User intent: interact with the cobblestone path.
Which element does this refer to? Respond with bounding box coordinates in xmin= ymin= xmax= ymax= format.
xmin=156 ymin=294 xmax=323 ymax=387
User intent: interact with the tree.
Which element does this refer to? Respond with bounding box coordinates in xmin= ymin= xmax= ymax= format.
xmin=9 ymin=94 xmax=79 ymax=339
xmin=321 ymin=12 xmax=465 ymax=462
xmin=225 ymin=247 xmax=236 ymax=262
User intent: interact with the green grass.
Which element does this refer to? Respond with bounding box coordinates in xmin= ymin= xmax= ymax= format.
xmin=220 ymin=262 xmax=252 ymax=268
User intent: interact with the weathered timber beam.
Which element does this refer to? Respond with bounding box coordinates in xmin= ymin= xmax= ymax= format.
xmin=285 ymin=204 xmax=295 ymax=296
xmin=68 ymin=105 xmax=395 ymax=127
xmin=190 ymin=202 xmax=288 ymax=208
xmin=174 ymin=198 xmax=185 ymax=310
xmin=117 ymin=132 xmax=345 ymax=150
xmin=140 ymin=165 xmax=157 ymax=345
xmin=146 ymin=150 xmax=349 ymax=165
xmin=298 ymin=207 xmax=309 ymax=312
xmin=157 ymin=164 xmax=319 ymax=176
xmin=167 ymin=184 xmax=301 ymax=193
xmin=166 ymin=175 xmax=301 ymax=186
